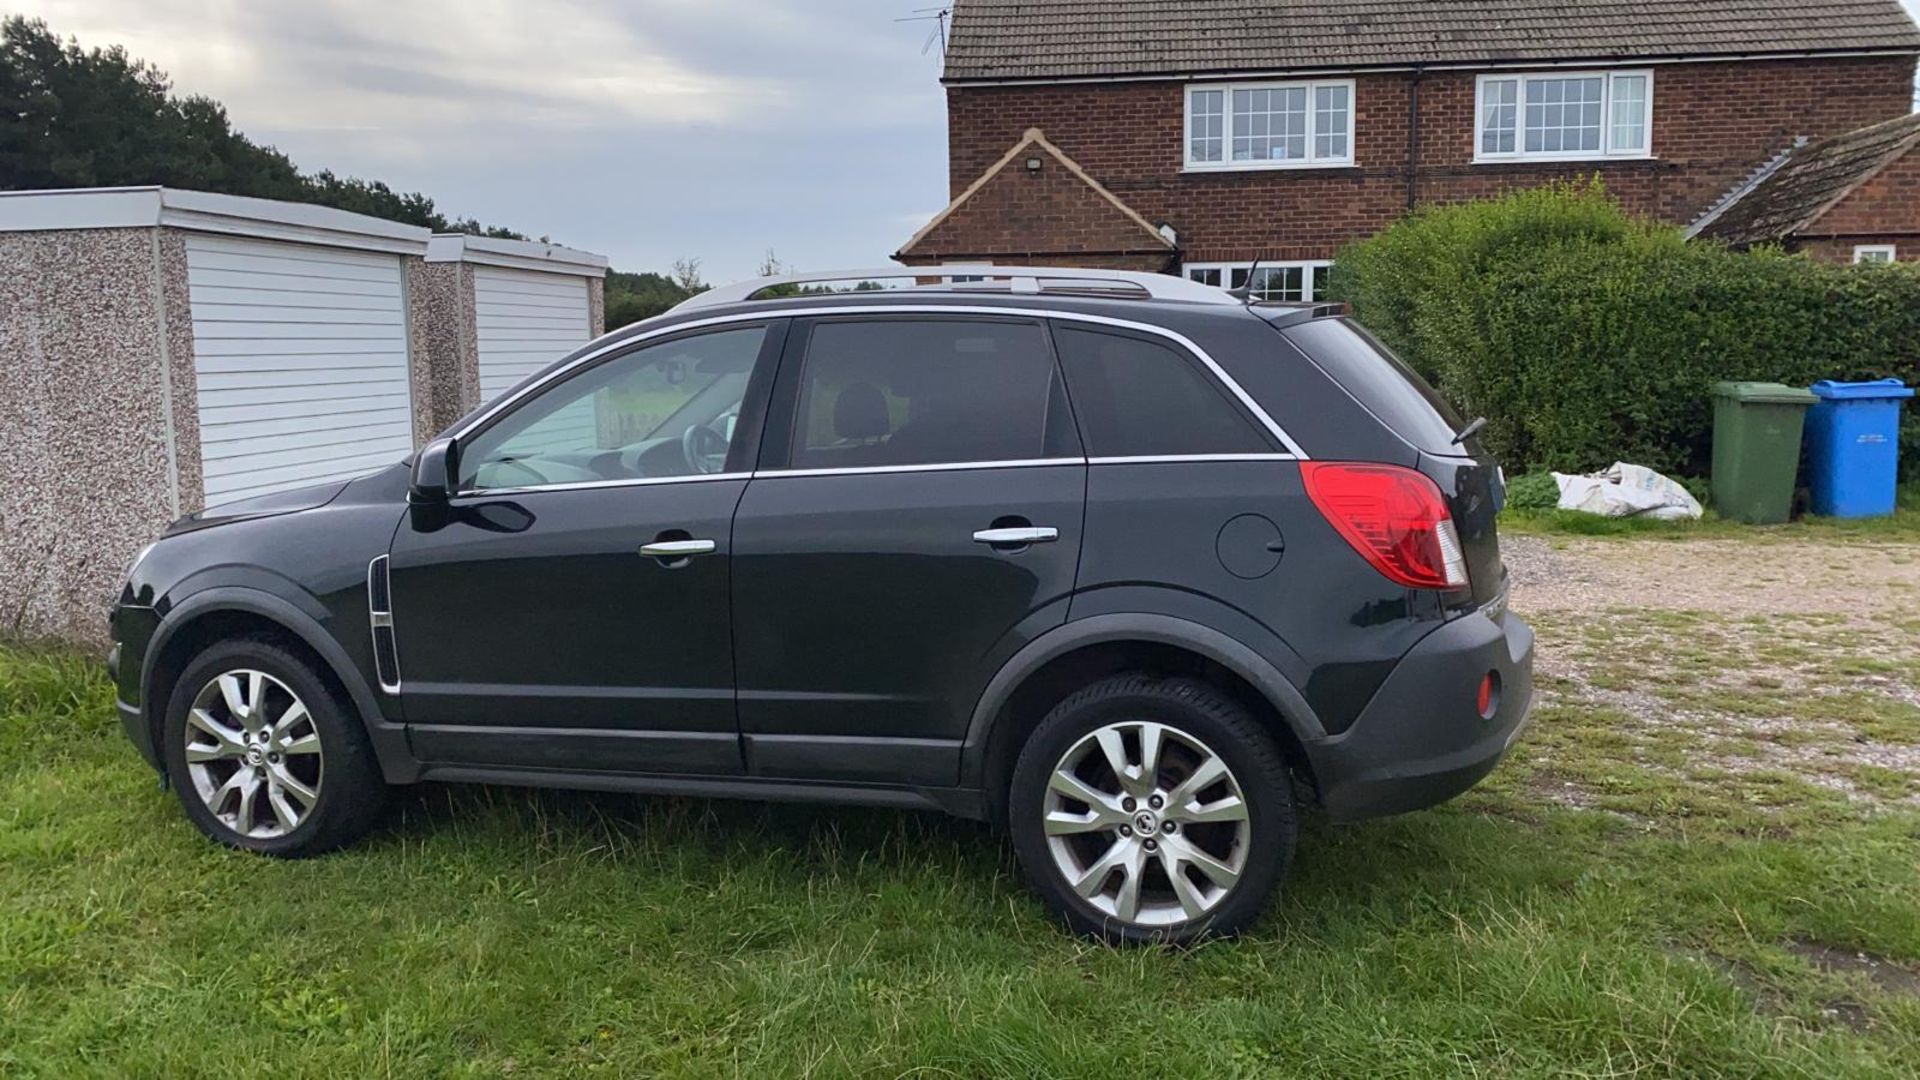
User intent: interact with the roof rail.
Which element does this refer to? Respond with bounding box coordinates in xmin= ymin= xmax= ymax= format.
xmin=672 ymin=265 xmax=1241 ymax=311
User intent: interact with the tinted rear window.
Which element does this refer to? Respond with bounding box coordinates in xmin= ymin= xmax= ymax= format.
xmin=789 ymin=318 xmax=1077 ymax=470
xmin=1054 ymin=326 xmax=1270 ymax=457
xmin=1281 ymin=319 xmax=1477 ymax=457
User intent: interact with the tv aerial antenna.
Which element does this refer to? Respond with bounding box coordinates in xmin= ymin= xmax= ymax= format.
xmin=897 ymin=6 xmax=952 ymax=55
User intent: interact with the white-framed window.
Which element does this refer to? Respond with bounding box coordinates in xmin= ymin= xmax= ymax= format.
xmin=1475 ymin=70 xmax=1653 ymax=162
xmin=1853 ymin=244 xmax=1898 ymax=265
xmin=1183 ymin=261 xmax=1332 ymax=302
xmin=942 ymin=259 xmax=990 ymax=283
xmin=1185 ymin=80 xmax=1356 ymax=170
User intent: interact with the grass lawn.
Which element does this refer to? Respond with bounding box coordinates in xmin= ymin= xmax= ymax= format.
xmin=5 ymin=559 xmax=1920 ymax=1075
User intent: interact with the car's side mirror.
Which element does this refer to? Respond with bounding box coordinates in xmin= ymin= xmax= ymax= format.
xmin=410 ymin=437 xmax=458 ymax=504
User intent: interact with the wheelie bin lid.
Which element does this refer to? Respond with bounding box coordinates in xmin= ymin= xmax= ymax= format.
xmin=1712 ymin=381 xmax=1818 ymax=404
xmin=1809 ymin=378 xmax=1915 ymax=401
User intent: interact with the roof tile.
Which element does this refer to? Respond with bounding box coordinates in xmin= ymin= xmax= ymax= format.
xmin=943 ymin=1 xmax=1920 ymax=81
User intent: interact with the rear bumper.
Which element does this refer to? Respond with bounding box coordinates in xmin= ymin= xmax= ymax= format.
xmin=1307 ymin=607 xmax=1534 ymax=821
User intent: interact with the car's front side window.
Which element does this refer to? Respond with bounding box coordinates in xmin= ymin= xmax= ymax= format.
xmin=457 ymin=325 xmax=768 ymax=491
xmin=785 ymin=318 xmax=1076 ymax=470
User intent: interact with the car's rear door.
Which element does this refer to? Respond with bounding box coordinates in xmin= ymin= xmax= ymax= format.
xmin=729 ymin=313 xmax=1086 ymax=786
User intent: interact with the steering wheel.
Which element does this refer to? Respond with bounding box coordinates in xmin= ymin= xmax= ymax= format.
xmin=484 ymin=457 xmax=548 ymax=487
xmin=681 ymin=423 xmax=728 ymax=475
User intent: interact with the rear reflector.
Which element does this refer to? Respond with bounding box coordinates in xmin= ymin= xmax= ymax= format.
xmin=1300 ymin=461 xmax=1471 ymax=590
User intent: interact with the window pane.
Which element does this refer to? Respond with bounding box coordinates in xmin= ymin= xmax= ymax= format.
xmin=790 ymin=319 xmax=1065 ymax=469
xmin=1187 ymin=267 xmax=1222 ymax=286
xmin=1233 ymin=86 xmax=1307 ymax=162
xmin=1055 ymin=327 xmax=1269 ymax=456
xmin=1248 ymin=265 xmax=1305 ymax=302
xmin=1314 ymin=84 xmax=1349 ymax=159
xmin=1189 ymin=89 xmax=1224 ymax=163
xmin=1610 ymin=74 xmax=1647 ymax=152
xmin=460 ymin=326 xmax=767 ymax=489
xmin=1525 ymin=77 xmax=1602 ymax=154
xmin=1481 ymin=79 xmax=1517 ymax=154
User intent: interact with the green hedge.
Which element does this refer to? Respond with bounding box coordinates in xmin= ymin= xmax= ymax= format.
xmin=1326 ymin=181 xmax=1920 ymax=477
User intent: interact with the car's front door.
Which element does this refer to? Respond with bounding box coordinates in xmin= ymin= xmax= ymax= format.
xmin=387 ymin=321 xmax=785 ymax=775
xmin=730 ymin=314 xmax=1086 ymax=787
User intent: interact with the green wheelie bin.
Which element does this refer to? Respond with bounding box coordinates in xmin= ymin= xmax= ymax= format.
xmin=1710 ymin=381 xmax=1818 ymax=524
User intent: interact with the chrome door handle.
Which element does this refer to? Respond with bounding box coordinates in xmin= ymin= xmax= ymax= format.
xmin=639 ymin=539 xmax=717 ymax=558
xmin=972 ymin=527 xmax=1058 ymax=546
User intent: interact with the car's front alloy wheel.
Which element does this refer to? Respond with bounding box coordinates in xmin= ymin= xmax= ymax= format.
xmin=182 ymin=668 xmax=324 ymax=839
xmin=161 ymin=637 xmax=388 ymax=856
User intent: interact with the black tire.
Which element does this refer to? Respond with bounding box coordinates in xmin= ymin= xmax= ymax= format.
xmin=160 ymin=637 xmax=387 ymax=856
xmin=1008 ymin=674 xmax=1297 ymax=944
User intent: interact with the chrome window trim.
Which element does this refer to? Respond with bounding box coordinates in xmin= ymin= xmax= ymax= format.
xmin=1088 ymin=453 xmax=1298 ymax=465
xmin=445 ymin=304 xmax=1311 ymax=461
xmin=446 ymin=455 xmax=1312 ymax=498
xmin=455 ymin=471 xmax=751 ymax=500
xmin=757 ymin=458 xmax=1081 ymax=480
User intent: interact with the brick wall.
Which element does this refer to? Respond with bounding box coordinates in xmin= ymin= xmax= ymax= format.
xmin=933 ymin=54 xmax=1918 ymax=263
xmin=1796 ymin=149 xmax=1920 ymax=261
xmin=1793 ymin=236 xmax=1913 ymax=262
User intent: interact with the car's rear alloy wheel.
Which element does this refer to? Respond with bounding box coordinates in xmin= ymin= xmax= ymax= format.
xmin=1009 ymin=675 xmax=1296 ymax=943
xmin=183 ymin=669 xmax=324 ymax=839
xmin=1043 ymin=720 xmax=1249 ymax=927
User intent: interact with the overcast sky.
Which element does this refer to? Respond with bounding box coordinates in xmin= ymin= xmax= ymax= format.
xmin=29 ymin=0 xmax=952 ymax=280
xmin=24 ymin=0 xmax=1920 ymax=281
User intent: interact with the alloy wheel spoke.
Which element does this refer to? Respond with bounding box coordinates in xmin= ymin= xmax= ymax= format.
xmin=1173 ymin=793 xmax=1248 ymax=826
xmin=217 ymin=674 xmax=250 ymax=722
xmin=1160 ymin=849 xmax=1211 ymax=919
xmin=1167 ymin=835 xmax=1240 ymax=888
xmin=1048 ymin=769 xmax=1122 ymax=814
xmin=268 ymin=700 xmax=309 ymax=744
xmin=1072 ymin=837 xmax=1136 ymax=899
xmin=186 ymin=708 xmax=245 ymax=753
xmin=1166 ymin=754 xmax=1229 ymax=808
xmin=1044 ymin=802 xmax=1126 ymax=835
xmin=270 ymin=764 xmax=318 ymax=806
xmin=267 ymin=785 xmax=302 ymax=832
xmin=234 ymin=773 xmax=263 ymax=833
xmin=1135 ymin=723 xmax=1166 ymax=791
xmin=1093 ymin=728 xmax=1139 ymax=794
xmin=280 ymin=733 xmax=321 ymax=756
xmin=1112 ymin=843 xmax=1148 ymax=921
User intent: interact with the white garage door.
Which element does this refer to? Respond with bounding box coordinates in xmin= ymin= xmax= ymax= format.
xmin=474 ymin=266 xmax=594 ymax=453
xmin=186 ymin=234 xmax=415 ymax=505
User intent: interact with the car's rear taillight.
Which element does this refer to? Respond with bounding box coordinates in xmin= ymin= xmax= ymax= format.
xmin=1300 ymin=461 xmax=1471 ymax=590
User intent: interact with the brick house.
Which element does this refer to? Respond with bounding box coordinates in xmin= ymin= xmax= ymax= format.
xmin=896 ymin=0 xmax=1920 ymax=297
xmin=1689 ymin=112 xmax=1920 ymax=262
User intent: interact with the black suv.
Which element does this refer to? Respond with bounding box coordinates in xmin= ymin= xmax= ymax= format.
xmin=109 ymin=267 xmax=1533 ymax=943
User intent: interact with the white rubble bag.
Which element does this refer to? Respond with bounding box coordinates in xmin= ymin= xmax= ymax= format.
xmin=1551 ymin=462 xmax=1703 ymax=520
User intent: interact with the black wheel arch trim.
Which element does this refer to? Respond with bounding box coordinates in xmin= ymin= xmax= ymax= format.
xmin=960 ymin=612 xmax=1327 ymax=789
xmin=141 ymin=585 xmax=421 ymax=785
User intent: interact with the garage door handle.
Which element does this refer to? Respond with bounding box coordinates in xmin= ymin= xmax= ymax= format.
xmin=639 ymin=539 xmax=717 ymax=558
xmin=973 ymin=527 xmax=1058 ymax=546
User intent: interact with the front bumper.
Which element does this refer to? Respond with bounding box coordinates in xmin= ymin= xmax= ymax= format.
xmin=108 ymin=604 xmax=164 ymax=774
xmin=1308 ymin=606 xmax=1534 ymax=821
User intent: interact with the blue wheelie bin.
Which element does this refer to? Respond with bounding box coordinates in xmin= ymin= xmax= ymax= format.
xmin=1805 ymin=378 xmax=1914 ymax=518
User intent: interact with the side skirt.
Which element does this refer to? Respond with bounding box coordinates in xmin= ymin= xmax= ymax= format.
xmin=415 ymin=764 xmax=990 ymax=820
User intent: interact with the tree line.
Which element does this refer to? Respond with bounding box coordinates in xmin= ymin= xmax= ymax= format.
xmin=0 ymin=16 xmax=706 ymax=328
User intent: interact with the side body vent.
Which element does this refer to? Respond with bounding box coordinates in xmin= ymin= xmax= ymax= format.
xmin=367 ymin=555 xmax=401 ymax=693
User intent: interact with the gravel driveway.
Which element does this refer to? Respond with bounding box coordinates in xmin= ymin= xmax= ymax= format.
xmin=1505 ymin=534 xmax=1920 ymax=616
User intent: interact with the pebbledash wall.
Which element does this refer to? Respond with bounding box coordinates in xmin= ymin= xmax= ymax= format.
xmin=0 ymin=187 xmax=606 ymax=644
xmin=925 ymin=54 xmax=1918 ymax=267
